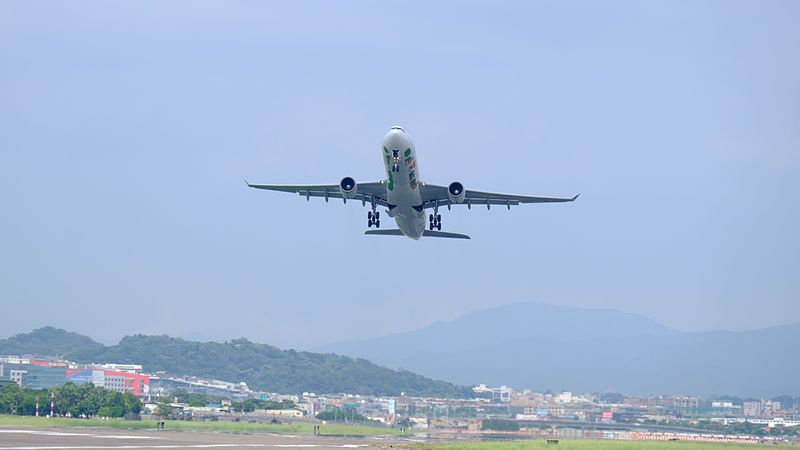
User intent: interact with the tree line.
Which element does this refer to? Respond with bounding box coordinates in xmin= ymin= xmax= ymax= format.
xmin=316 ymin=408 xmax=370 ymax=422
xmin=691 ymin=419 xmax=800 ymax=438
xmin=481 ymin=418 xmax=520 ymax=431
xmin=0 ymin=382 xmax=141 ymax=418
xmin=231 ymin=398 xmax=296 ymax=412
xmin=155 ymin=391 xmax=298 ymax=417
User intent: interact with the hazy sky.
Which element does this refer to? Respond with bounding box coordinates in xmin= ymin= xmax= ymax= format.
xmin=2 ymin=1 xmax=798 ymax=349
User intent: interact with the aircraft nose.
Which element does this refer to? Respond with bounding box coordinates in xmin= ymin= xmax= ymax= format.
xmin=384 ymin=127 xmax=409 ymax=147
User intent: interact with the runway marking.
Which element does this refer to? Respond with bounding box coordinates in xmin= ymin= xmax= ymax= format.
xmin=0 ymin=430 xmax=369 ymax=449
xmin=0 ymin=446 xmax=369 ymax=449
xmin=0 ymin=446 xmax=261 ymax=449
xmin=263 ymin=446 xmax=368 ymax=448
xmin=0 ymin=430 xmax=153 ymax=439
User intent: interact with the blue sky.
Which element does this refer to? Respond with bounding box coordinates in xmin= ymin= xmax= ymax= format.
xmin=1 ymin=1 xmax=798 ymax=349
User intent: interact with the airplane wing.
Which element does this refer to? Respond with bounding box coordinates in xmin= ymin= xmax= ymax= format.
xmin=419 ymin=183 xmax=579 ymax=210
xmin=246 ymin=180 xmax=389 ymax=207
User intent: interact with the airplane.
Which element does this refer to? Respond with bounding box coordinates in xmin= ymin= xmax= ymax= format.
xmin=246 ymin=126 xmax=579 ymax=240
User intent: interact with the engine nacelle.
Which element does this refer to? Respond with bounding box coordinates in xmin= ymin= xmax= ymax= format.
xmin=448 ymin=181 xmax=465 ymax=204
xmin=339 ymin=176 xmax=358 ymax=199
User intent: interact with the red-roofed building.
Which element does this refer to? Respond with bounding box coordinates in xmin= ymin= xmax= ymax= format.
xmin=31 ymin=360 xmax=68 ymax=368
xmin=104 ymin=371 xmax=149 ymax=396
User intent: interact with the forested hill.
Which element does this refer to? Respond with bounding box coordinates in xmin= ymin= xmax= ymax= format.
xmin=0 ymin=326 xmax=103 ymax=356
xmin=64 ymin=334 xmax=475 ymax=398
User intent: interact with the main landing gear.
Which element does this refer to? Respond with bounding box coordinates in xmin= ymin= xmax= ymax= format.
xmin=368 ymin=210 xmax=380 ymax=228
xmin=429 ymin=213 xmax=442 ymax=231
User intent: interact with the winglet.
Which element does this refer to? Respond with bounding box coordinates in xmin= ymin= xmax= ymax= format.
xmin=571 ymin=193 xmax=581 ymax=201
xmin=244 ymin=178 xmax=252 ymax=187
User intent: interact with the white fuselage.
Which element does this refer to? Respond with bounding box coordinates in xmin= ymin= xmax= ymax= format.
xmin=381 ymin=127 xmax=425 ymax=240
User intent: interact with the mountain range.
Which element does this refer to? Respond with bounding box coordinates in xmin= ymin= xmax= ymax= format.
xmin=4 ymin=303 xmax=797 ymax=398
xmin=315 ymin=303 xmax=800 ymax=398
xmin=0 ymin=327 xmax=474 ymax=398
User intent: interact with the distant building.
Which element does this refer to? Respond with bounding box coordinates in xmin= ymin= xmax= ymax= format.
xmin=0 ymin=361 xmax=150 ymax=396
xmin=744 ymin=401 xmax=761 ymax=417
xmin=95 ymin=363 xmax=143 ymax=374
xmin=259 ymin=409 xmax=304 ymax=418
xmin=65 ymin=368 xmax=149 ymax=396
xmin=764 ymin=400 xmax=781 ymax=415
xmin=556 ymin=392 xmax=573 ymax=403
xmin=747 ymin=417 xmax=800 ymax=427
xmin=24 ymin=365 xmax=67 ymax=389
xmin=674 ymin=396 xmax=700 ymax=409
xmin=148 ymin=375 xmax=251 ymax=400
xmin=710 ymin=401 xmax=742 ymax=414
xmin=0 ymin=363 xmax=66 ymax=389
xmin=473 ymin=384 xmax=512 ymax=403
xmin=105 ymin=371 xmax=149 ymax=396
xmin=7 ymin=368 xmax=27 ymax=387
xmin=30 ymin=360 xmax=69 ymax=368
xmin=0 ymin=356 xmax=31 ymax=365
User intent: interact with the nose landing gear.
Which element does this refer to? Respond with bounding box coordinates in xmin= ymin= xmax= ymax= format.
xmin=368 ymin=210 xmax=380 ymax=228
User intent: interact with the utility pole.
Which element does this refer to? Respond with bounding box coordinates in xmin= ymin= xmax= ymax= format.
xmin=50 ymin=388 xmax=55 ymax=417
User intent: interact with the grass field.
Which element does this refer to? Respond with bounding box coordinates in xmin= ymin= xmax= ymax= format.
xmin=0 ymin=414 xmax=405 ymax=436
xmin=1 ymin=415 xmax=786 ymax=447
xmin=408 ymin=439 xmax=775 ymax=449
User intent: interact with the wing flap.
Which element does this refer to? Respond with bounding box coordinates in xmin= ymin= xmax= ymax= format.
xmin=246 ymin=181 xmax=389 ymax=207
xmin=419 ymin=183 xmax=578 ymax=210
xmin=467 ymin=190 xmax=580 ymax=204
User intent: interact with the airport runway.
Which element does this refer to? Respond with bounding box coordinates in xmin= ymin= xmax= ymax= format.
xmin=0 ymin=426 xmax=407 ymax=450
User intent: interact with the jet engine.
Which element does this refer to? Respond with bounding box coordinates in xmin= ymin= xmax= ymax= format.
xmin=339 ymin=176 xmax=358 ymax=199
xmin=448 ymin=181 xmax=466 ymax=204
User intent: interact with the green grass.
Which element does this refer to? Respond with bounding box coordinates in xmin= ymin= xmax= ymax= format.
xmin=406 ymin=439 xmax=773 ymax=449
xmin=0 ymin=414 xmax=405 ymax=436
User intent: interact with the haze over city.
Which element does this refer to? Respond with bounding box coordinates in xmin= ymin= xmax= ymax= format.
xmin=2 ymin=1 xmax=799 ymax=352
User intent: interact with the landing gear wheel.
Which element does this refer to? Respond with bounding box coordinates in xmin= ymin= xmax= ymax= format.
xmin=375 ymin=219 xmax=380 ymax=228
xmin=375 ymin=211 xmax=380 ymax=220
xmin=368 ymin=219 xmax=372 ymax=228
xmin=368 ymin=211 xmax=373 ymax=220
xmin=429 ymin=211 xmax=442 ymax=231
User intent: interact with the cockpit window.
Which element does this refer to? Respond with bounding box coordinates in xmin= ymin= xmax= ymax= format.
xmin=390 ymin=126 xmax=406 ymax=133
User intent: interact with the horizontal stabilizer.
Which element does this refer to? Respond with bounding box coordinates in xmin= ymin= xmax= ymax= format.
xmin=364 ymin=229 xmax=471 ymax=239
xmin=424 ymin=230 xmax=471 ymax=239
xmin=364 ymin=229 xmax=404 ymax=236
